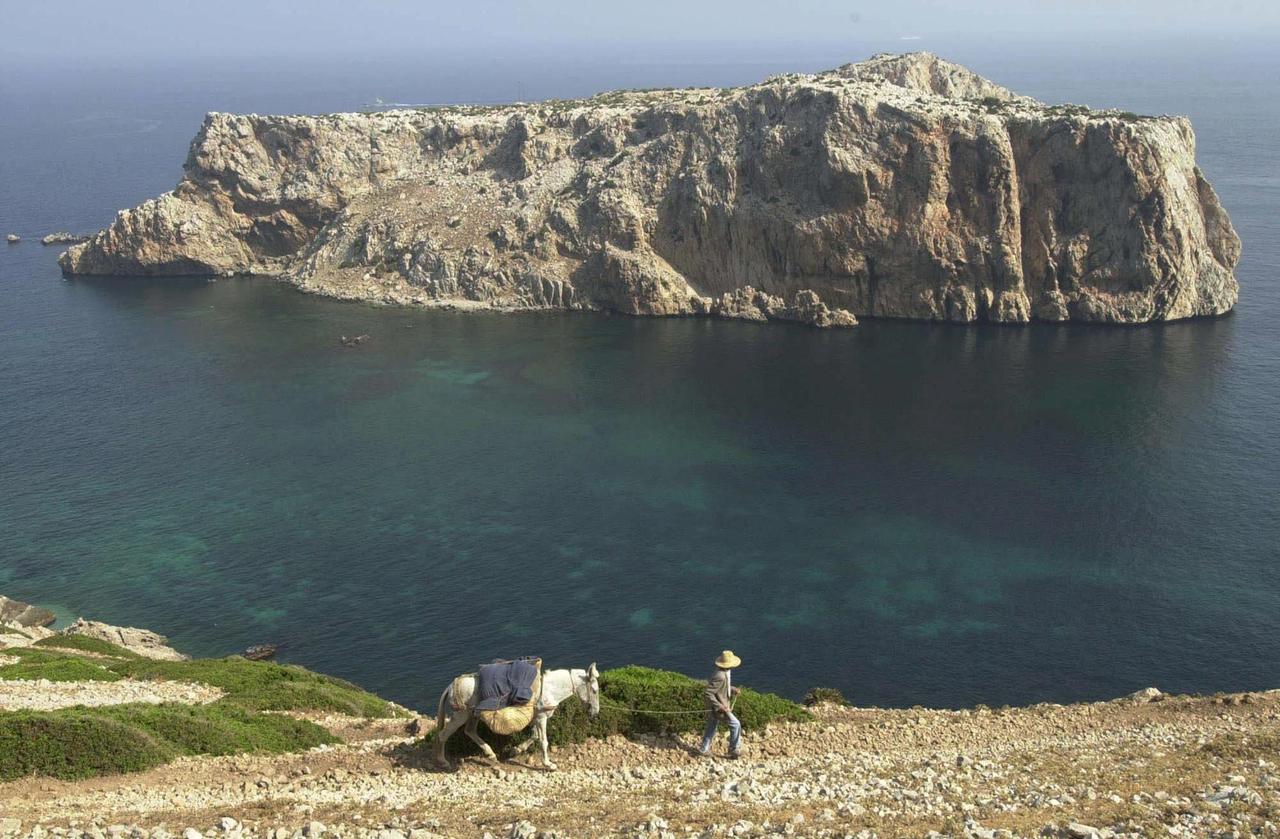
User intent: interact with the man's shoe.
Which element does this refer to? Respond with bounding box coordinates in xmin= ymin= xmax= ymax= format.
xmin=696 ymin=749 xmax=711 ymax=758
xmin=727 ymin=751 xmax=741 ymax=760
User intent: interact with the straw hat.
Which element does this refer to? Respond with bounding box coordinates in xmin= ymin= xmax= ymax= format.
xmin=715 ymin=650 xmax=742 ymax=669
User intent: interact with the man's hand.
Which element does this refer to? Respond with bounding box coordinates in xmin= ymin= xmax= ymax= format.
xmin=730 ymin=686 xmax=741 ymax=697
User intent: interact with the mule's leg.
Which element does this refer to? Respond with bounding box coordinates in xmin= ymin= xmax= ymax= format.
xmin=510 ymin=729 xmax=537 ymax=756
xmin=434 ymin=712 xmax=467 ymax=767
xmin=537 ymin=714 xmax=556 ymax=770
xmin=464 ymin=714 xmax=499 ymax=762
xmin=509 ymin=712 xmax=547 ymax=758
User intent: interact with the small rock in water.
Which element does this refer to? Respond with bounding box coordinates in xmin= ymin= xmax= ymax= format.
xmin=5 ymin=234 xmax=19 ymax=244
xmin=0 ymin=594 xmax=55 ymax=627
xmin=242 ymin=643 xmax=277 ymax=661
xmin=41 ymin=231 xmax=90 ymax=245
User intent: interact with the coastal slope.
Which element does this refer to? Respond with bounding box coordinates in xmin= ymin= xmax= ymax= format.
xmin=5 ymin=599 xmax=1280 ymax=838
xmin=61 ymin=53 xmax=1240 ymax=324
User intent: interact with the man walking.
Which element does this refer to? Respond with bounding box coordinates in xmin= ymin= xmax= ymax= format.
xmin=700 ymin=650 xmax=742 ymax=758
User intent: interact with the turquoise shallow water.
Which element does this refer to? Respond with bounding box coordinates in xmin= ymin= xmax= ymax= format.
xmin=2 ymin=42 xmax=1278 ymax=709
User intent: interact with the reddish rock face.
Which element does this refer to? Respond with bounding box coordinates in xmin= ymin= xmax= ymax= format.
xmin=61 ymin=53 xmax=1239 ymax=326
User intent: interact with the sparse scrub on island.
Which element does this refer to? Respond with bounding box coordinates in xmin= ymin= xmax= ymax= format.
xmin=0 ymin=703 xmax=335 ymax=781
xmin=979 ymin=95 xmax=1005 ymax=113
xmin=803 ymin=686 xmax=849 ymax=706
xmin=426 ymin=665 xmax=810 ymax=757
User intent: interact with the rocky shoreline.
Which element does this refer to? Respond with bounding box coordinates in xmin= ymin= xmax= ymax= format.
xmin=6 ymin=595 xmax=1280 ymax=837
xmin=59 ymin=53 xmax=1239 ymax=326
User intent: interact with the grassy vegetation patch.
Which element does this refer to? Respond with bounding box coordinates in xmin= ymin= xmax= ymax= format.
xmin=0 ymin=703 xmax=336 ymax=781
xmin=2 ymin=647 xmax=395 ymax=718
xmin=33 ymin=635 xmax=142 ymax=658
xmin=428 ymin=665 xmax=809 ymax=757
xmin=107 ymin=657 xmax=397 ymax=718
xmin=0 ymin=624 xmax=30 ymax=637
xmin=0 ymin=649 xmax=123 ymax=682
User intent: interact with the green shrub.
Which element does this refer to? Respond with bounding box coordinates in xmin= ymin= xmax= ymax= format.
xmin=33 ymin=635 xmax=141 ymax=659
xmin=428 ymin=665 xmax=809 ymax=758
xmin=0 ymin=703 xmax=336 ymax=781
xmin=107 ymin=657 xmax=397 ymax=718
xmin=0 ymin=710 xmax=174 ymax=780
xmin=803 ymin=687 xmax=849 ymax=707
xmin=98 ymin=703 xmax=335 ymax=756
xmin=1 ymin=648 xmax=395 ymax=717
xmin=0 ymin=649 xmax=123 ymax=683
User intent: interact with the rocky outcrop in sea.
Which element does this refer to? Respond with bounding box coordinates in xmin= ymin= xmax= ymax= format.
xmin=60 ymin=53 xmax=1240 ymax=325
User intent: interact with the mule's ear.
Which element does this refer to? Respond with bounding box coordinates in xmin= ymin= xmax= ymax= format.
xmin=589 ymin=661 xmax=598 ymax=676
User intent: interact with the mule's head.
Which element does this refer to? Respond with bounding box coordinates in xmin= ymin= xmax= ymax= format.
xmin=580 ymin=662 xmax=600 ymax=718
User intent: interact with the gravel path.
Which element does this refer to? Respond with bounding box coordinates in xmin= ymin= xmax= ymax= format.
xmin=0 ymin=678 xmax=223 ymax=711
xmin=3 ymin=688 xmax=1280 ymax=837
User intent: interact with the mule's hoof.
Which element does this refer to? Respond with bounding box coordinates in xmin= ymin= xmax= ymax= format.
xmin=544 ymin=761 xmax=558 ymax=771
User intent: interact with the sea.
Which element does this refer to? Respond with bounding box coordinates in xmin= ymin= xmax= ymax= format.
xmin=1 ymin=37 xmax=1277 ymax=710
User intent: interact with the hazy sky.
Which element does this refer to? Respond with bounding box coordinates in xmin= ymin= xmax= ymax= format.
xmin=4 ymin=0 xmax=1278 ymax=63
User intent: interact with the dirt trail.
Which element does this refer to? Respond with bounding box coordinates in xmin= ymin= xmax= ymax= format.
xmin=4 ymin=690 xmax=1280 ymax=838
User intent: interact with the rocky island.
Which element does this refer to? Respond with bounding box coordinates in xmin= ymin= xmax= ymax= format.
xmin=61 ymin=53 xmax=1240 ymax=325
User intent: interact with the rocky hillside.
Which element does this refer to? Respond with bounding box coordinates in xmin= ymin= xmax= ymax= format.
xmin=6 ymin=596 xmax=1280 ymax=838
xmin=60 ymin=53 xmax=1239 ymax=325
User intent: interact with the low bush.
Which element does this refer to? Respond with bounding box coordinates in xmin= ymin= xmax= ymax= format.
xmin=428 ymin=665 xmax=809 ymax=757
xmin=0 ymin=649 xmax=123 ymax=683
xmin=803 ymin=686 xmax=849 ymax=707
xmin=107 ymin=657 xmax=398 ymax=718
xmin=0 ymin=649 xmax=397 ymax=717
xmin=0 ymin=702 xmax=335 ymax=781
xmin=33 ymin=635 xmax=141 ymax=658
xmin=0 ymin=711 xmax=172 ymax=781
xmin=97 ymin=703 xmax=335 ymax=756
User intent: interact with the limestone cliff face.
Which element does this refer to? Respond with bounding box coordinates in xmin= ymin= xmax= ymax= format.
xmin=61 ymin=53 xmax=1240 ymax=324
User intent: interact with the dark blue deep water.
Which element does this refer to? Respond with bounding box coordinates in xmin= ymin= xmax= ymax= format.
xmin=1 ymin=40 xmax=1278 ymax=710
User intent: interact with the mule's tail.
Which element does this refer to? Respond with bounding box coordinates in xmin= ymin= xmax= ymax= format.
xmin=435 ymin=684 xmax=451 ymax=732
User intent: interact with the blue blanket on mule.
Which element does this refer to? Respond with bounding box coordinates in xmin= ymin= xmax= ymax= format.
xmin=475 ymin=658 xmax=538 ymax=711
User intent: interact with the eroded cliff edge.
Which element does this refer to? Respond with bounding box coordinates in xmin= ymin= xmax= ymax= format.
xmin=61 ymin=53 xmax=1241 ymax=324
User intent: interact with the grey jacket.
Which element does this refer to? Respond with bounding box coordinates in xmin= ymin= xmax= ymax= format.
xmin=705 ymin=668 xmax=733 ymax=712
